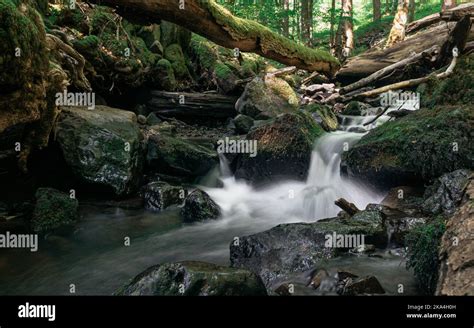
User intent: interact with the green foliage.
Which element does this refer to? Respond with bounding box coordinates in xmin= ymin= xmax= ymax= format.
xmin=418 ymin=54 xmax=474 ymax=108
xmin=405 ymin=217 xmax=446 ymax=294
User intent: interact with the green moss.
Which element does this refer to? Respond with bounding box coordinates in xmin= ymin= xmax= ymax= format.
xmin=72 ymin=35 xmax=100 ymax=56
xmin=164 ymin=43 xmax=190 ymax=79
xmin=345 ymin=105 xmax=474 ymax=181
xmin=405 ymin=217 xmax=446 ymax=295
xmin=214 ymin=61 xmax=233 ymax=79
xmin=305 ymin=104 xmax=338 ymax=131
xmin=199 ymin=0 xmax=339 ymax=74
xmin=32 ymin=188 xmax=79 ymax=233
xmin=417 ymin=54 xmax=474 ymax=108
xmin=0 ymin=0 xmax=48 ymax=90
xmin=154 ymin=58 xmax=176 ymax=91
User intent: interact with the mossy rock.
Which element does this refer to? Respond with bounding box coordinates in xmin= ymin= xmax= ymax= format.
xmin=55 ymin=106 xmax=143 ymax=197
xmin=234 ymin=111 xmax=325 ymax=184
xmin=32 ymin=188 xmax=79 ymax=233
xmin=417 ymin=54 xmax=474 ymax=108
xmin=164 ymin=43 xmax=191 ymax=80
xmin=181 ymin=189 xmax=221 ymax=222
xmin=142 ymin=182 xmax=184 ymax=211
xmin=236 ymin=76 xmax=299 ymax=120
xmin=153 ymin=58 xmax=176 ymax=91
xmin=305 ymin=103 xmax=339 ymax=131
xmin=342 ymin=105 xmax=474 ymax=188
xmin=160 ymin=21 xmax=191 ymax=50
xmin=146 ymin=134 xmax=218 ymax=180
xmin=0 ymin=0 xmax=48 ymax=90
xmin=116 ymin=261 xmax=267 ymax=296
xmin=405 ymin=217 xmax=446 ymax=295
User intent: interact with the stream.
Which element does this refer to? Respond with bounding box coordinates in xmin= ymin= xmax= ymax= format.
xmin=0 ymin=112 xmax=418 ymax=295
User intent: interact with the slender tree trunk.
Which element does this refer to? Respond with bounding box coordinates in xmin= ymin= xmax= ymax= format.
xmin=386 ymin=0 xmax=410 ymax=48
xmin=408 ymin=0 xmax=415 ymax=23
xmin=330 ymin=0 xmax=336 ymax=53
xmin=301 ymin=0 xmax=311 ymax=43
xmin=335 ymin=0 xmax=354 ymax=59
xmin=282 ymin=0 xmax=289 ymax=37
xmin=442 ymin=0 xmax=457 ymax=11
xmin=374 ymin=0 xmax=382 ymax=21
xmin=385 ymin=0 xmax=391 ymax=14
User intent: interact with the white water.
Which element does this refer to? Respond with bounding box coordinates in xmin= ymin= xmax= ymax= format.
xmin=207 ymin=115 xmax=386 ymax=223
xmin=0 ymin=114 xmax=394 ymax=295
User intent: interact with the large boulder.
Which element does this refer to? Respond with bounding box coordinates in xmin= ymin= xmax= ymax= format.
xmin=436 ymin=177 xmax=474 ymax=296
xmin=342 ymin=106 xmax=474 ymax=188
xmin=234 ymin=112 xmax=325 ymax=184
xmin=142 ymin=182 xmax=184 ymax=211
xmin=146 ymin=134 xmax=218 ymax=180
xmin=56 ymin=106 xmax=143 ymax=197
xmin=32 ymin=188 xmax=79 ymax=233
xmin=116 ymin=261 xmax=267 ymax=296
xmin=422 ymin=169 xmax=472 ymax=216
xmin=160 ymin=21 xmax=192 ymax=50
xmin=236 ymin=76 xmax=299 ymax=120
xmin=230 ymin=210 xmax=386 ymax=285
xmin=181 ymin=189 xmax=221 ymax=222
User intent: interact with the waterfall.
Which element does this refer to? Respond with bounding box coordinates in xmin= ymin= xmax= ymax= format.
xmin=206 ymin=115 xmax=386 ymax=222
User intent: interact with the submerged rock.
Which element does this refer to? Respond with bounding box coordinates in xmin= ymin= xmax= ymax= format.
xmin=230 ymin=210 xmax=386 ymax=285
xmin=146 ymin=134 xmax=218 ymax=179
xmin=341 ymin=275 xmax=385 ymax=295
xmin=181 ymin=189 xmax=221 ymax=222
xmin=236 ymin=76 xmax=299 ymax=120
xmin=234 ymin=112 xmax=325 ymax=184
xmin=32 ymin=188 xmax=78 ymax=233
xmin=422 ymin=169 xmax=472 ymax=216
xmin=116 ymin=261 xmax=267 ymax=296
xmin=233 ymin=114 xmax=254 ymax=134
xmin=342 ymin=106 xmax=474 ymax=188
xmin=142 ymin=182 xmax=184 ymax=211
xmin=55 ymin=106 xmax=143 ymax=197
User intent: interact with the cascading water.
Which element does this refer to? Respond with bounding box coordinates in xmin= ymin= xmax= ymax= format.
xmin=0 ymin=113 xmax=397 ymax=296
xmin=207 ymin=114 xmax=387 ymax=222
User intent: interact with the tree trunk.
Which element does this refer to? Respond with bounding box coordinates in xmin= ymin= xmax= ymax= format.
xmin=330 ymin=0 xmax=336 ymax=53
xmin=442 ymin=0 xmax=457 ymax=11
xmin=374 ymin=0 xmax=382 ymax=21
xmin=335 ymin=0 xmax=354 ymax=59
xmin=87 ymin=0 xmax=339 ymax=74
xmin=301 ymin=0 xmax=311 ymax=44
xmin=386 ymin=0 xmax=410 ymax=48
xmin=408 ymin=0 xmax=415 ymax=23
xmin=282 ymin=0 xmax=290 ymax=37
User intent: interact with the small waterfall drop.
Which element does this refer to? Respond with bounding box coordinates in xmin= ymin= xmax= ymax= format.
xmin=206 ymin=114 xmax=387 ymax=222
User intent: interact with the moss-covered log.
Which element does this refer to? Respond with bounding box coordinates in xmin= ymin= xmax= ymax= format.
xmin=87 ymin=0 xmax=339 ymax=75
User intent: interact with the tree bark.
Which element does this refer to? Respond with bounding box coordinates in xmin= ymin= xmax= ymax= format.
xmin=386 ymin=0 xmax=410 ymax=48
xmin=330 ymin=0 xmax=336 ymax=53
xmin=88 ymin=0 xmax=339 ymax=75
xmin=282 ymin=0 xmax=290 ymax=37
xmin=408 ymin=0 xmax=415 ymax=23
xmin=373 ymin=0 xmax=382 ymax=22
xmin=442 ymin=0 xmax=457 ymax=12
xmin=335 ymin=0 xmax=354 ymax=59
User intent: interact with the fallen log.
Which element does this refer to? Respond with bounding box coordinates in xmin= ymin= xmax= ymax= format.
xmin=353 ymin=47 xmax=459 ymax=100
xmin=147 ymin=91 xmax=238 ymax=121
xmin=437 ymin=15 xmax=472 ymax=67
xmin=336 ymin=20 xmax=473 ymax=83
xmin=265 ymin=66 xmax=297 ymax=78
xmin=88 ymin=0 xmax=340 ymax=75
xmin=340 ymin=45 xmax=439 ymax=95
xmin=335 ymin=198 xmax=360 ymax=216
xmin=406 ymin=3 xmax=474 ymax=35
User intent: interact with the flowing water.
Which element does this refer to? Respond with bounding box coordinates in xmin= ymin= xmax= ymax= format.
xmin=0 ymin=113 xmax=417 ymax=295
